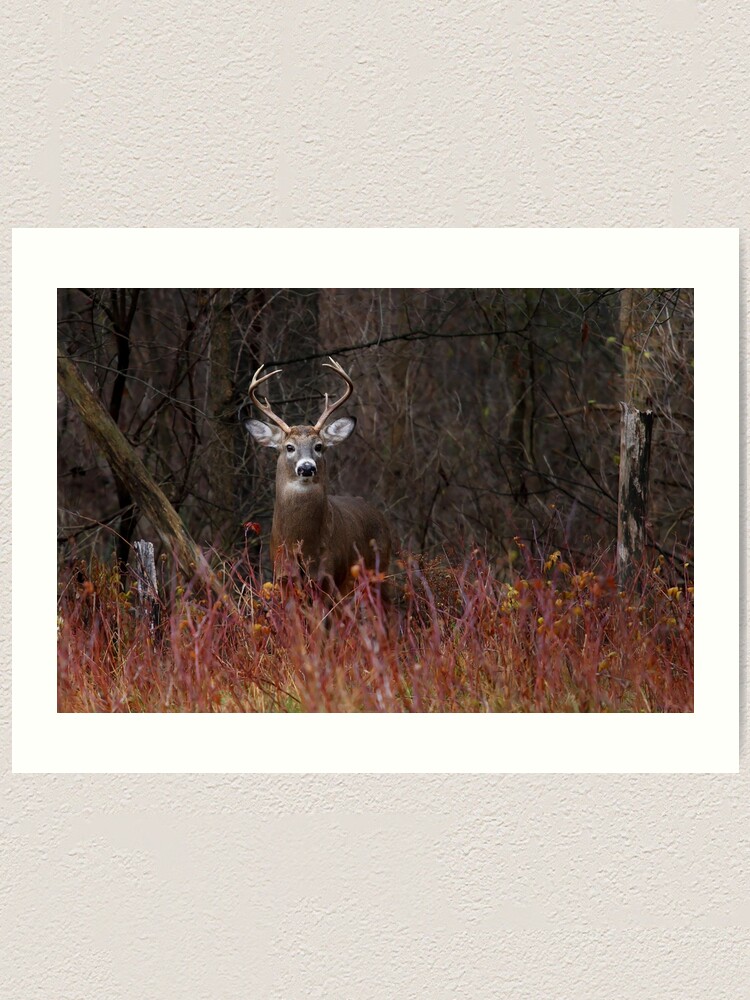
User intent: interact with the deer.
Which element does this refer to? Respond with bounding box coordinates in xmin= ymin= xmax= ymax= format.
xmin=244 ymin=357 xmax=392 ymax=597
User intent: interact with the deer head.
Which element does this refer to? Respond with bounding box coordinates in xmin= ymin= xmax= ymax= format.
xmin=245 ymin=358 xmax=391 ymax=593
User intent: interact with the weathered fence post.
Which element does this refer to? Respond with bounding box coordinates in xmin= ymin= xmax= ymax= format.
xmin=616 ymin=403 xmax=654 ymax=588
xmin=133 ymin=539 xmax=160 ymax=631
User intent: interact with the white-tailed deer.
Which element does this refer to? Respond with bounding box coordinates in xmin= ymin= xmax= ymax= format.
xmin=245 ymin=358 xmax=392 ymax=595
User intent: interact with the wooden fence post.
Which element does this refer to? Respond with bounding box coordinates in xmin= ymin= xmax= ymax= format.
xmin=616 ymin=402 xmax=654 ymax=588
xmin=133 ymin=540 xmax=160 ymax=631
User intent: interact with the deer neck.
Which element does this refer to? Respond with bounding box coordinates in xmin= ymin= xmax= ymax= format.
xmin=273 ymin=470 xmax=330 ymax=562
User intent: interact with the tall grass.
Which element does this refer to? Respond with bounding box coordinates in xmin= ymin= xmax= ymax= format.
xmin=57 ymin=548 xmax=693 ymax=713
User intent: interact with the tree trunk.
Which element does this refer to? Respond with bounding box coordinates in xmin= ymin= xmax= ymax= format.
xmin=107 ymin=289 xmax=141 ymax=585
xmin=620 ymin=288 xmax=661 ymax=409
xmin=616 ymin=402 xmax=654 ymax=588
xmin=207 ymin=290 xmax=237 ymax=546
xmin=57 ymin=350 xmax=213 ymax=584
xmin=507 ymin=290 xmax=538 ymax=504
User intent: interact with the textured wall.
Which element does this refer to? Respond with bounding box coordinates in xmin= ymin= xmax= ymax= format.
xmin=2 ymin=2 xmax=747 ymax=997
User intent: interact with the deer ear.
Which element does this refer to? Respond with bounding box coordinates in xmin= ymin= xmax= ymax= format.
xmin=320 ymin=416 xmax=356 ymax=446
xmin=245 ymin=419 xmax=284 ymax=449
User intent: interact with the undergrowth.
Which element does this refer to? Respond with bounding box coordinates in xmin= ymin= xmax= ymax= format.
xmin=57 ymin=548 xmax=693 ymax=713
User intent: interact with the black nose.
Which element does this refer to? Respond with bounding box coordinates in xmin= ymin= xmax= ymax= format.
xmin=297 ymin=462 xmax=316 ymax=477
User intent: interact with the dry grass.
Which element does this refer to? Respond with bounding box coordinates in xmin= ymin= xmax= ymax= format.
xmin=57 ymin=548 xmax=693 ymax=713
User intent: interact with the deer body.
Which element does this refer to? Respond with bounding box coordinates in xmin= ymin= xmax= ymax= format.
xmin=246 ymin=361 xmax=391 ymax=594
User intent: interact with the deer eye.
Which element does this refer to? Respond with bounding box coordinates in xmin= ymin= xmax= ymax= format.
xmin=314 ymin=443 xmax=323 ymax=453
xmin=286 ymin=444 xmax=295 ymax=453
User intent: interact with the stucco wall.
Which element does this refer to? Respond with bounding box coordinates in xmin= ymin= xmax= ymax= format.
xmin=2 ymin=3 xmax=746 ymax=996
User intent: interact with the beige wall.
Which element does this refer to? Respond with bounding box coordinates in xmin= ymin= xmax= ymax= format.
xmin=2 ymin=3 xmax=746 ymax=996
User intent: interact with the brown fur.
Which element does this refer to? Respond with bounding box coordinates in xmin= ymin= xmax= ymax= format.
xmin=267 ymin=427 xmax=392 ymax=593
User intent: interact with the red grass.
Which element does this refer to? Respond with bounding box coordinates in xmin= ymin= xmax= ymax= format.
xmin=57 ymin=549 xmax=693 ymax=713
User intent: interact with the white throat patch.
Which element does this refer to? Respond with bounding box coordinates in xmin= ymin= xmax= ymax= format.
xmin=284 ymin=478 xmax=317 ymax=493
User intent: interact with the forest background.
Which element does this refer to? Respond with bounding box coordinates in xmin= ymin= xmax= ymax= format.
xmin=57 ymin=287 xmax=694 ymax=578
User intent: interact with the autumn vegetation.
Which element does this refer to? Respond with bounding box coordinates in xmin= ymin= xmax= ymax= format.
xmin=57 ymin=545 xmax=693 ymax=713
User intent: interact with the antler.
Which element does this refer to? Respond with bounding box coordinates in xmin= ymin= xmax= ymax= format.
xmin=312 ymin=357 xmax=354 ymax=431
xmin=248 ymin=365 xmax=291 ymax=434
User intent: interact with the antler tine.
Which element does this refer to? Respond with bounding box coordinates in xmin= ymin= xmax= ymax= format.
xmin=313 ymin=356 xmax=354 ymax=431
xmin=248 ymin=364 xmax=291 ymax=434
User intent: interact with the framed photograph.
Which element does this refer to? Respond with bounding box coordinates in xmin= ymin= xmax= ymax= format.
xmin=12 ymin=228 xmax=738 ymax=772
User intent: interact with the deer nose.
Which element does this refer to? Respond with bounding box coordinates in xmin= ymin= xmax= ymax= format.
xmin=296 ymin=460 xmax=317 ymax=478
